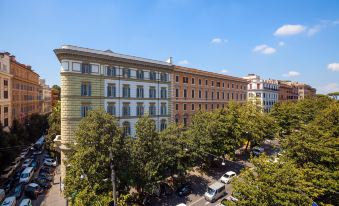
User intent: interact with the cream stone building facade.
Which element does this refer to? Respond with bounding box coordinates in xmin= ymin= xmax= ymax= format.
xmin=54 ymin=45 xmax=173 ymax=181
xmin=0 ymin=52 xmax=13 ymax=129
xmin=39 ymin=79 xmax=52 ymax=114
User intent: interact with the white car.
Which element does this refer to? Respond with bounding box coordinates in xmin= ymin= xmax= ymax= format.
xmin=1 ymin=196 xmax=16 ymax=206
xmin=19 ymin=198 xmax=32 ymax=206
xmin=220 ymin=171 xmax=236 ymax=184
xmin=43 ymin=159 xmax=57 ymax=167
xmin=0 ymin=167 xmax=14 ymax=179
xmin=22 ymin=159 xmax=32 ymax=168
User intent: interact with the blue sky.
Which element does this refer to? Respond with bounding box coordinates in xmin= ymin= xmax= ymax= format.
xmin=0 ymin=0 xmax=338 ymax=93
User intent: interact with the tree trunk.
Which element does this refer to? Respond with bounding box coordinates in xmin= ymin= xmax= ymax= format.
xmin=245 ymin=140 xmax=250 ymax=151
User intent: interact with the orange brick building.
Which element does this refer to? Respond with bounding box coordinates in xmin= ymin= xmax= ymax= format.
xmin=278 ymin=81 xmax=298 ymax=102
xmin=172 ymin=66 xmax=248 ymax=126
xmin=10 ymin=56 xmax=42 ymax=122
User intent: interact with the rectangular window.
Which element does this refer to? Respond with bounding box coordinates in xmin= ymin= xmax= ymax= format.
xmin=107 ymin=103 xmax=116 ymax=115
xmin=183 ymin=77 xmax=188 ymax=83
xmin=122 ymin=85 xmax=131 ymax=98
xmin=149 ymin=103 xmax=156 ymax=116
xmin=175 ymin=75 xmax=179 ymax=82
xmin=4 ymin=91 xmax=8 ymax=99
xmin=176 ymin=88 xmax=179 ymax=98
xmin=184 ymin=89 xmax=187 ymax=98
xmin=161 ymin=87 xmax=167 ymax=99
xmin=107 ymin=66 xmax=116 ymax=76
xmin=136 ymin=86 xmax=144 ymax=98
xmin=199 ymin=90 xmax=202 ymax=99
xmin=136 ymin=70 xmax=144 ymax=79
xmin=136 ymin=103 xmax=144 ymax=116
xmin=161 ymin=103 xmax=167 ymax=115
xmin=81 ymin=64 xmax=91 ymax=74
xmin=123 ymin=68 xmax=131 ymax=78
xmin=149 ymin=87 xmax=156 ymax=98
xmin=228 ymin=83 xmax=230 ymax=88
xmin=191 ymin=104 xmax=195 ymax=111
xmin=122 ymin=103 xmax=130 ymax=116
xmin=81 ymin=82 xmax=91 ymax=96
xmin=222 ymin=82 xmax=225 ymax=88
xmin=217 ymin=82 xmax=220 ymax=87
xmin=212 ymin=92 xmax=214 ymax=100
xmin=183 ymin=104 xmax=187 ymax=111
xmin=160 ymin=73 xmax=168 ymax=82
xmin=107 ymin=84 xmax=116 ymax=97
xmin=150 ymin=71 xmax=156 ymax=80
xmin=232 ymin=93 xmax=234 ymax=99
xmin=4 ymin=80 xmax=8 ymax=86
xmin=199 ymin=104 xmax=202 ymax=110
xmin=217 ymin=92 xmax=220 ymax=99
xmin=81 ymin=105 xmax=91 ymax=117
xmin=4 ymin=107 xmax=8 ymax=113
xmin=205 ymin=91 xmax=208 ymax=100
xmin=205 ymin=104 xmax=208 ymax=110
xmin=232 ymin=83 xmax=234 ymax=88
xmin=212 ymin=81 xmax=214 ymax=87
xmin=205 ymin=80 xmax=208 ymax=85
xmin=176 ymin=104 xmax=179 ymax=111
xmin=191 ymin=90 xmax=195 ymax=98
xmin=192 ymin=78 xmax=195 ymax=84
xmin=223 ymin=92 xmax=225 ymax=99
xmin=199 ymin=79 xmax=202 ymax=85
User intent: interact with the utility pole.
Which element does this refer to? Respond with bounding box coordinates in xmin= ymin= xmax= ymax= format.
xmin=109 ymin=150 xmax=117 ymax=206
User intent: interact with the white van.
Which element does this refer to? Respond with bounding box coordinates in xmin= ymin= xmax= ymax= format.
xmin=204 ymin=182 xmax=227 ymax=202
xmin=19 ymin=167 xmax=34 ymax=183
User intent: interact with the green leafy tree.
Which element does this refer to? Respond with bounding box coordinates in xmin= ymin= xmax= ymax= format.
xmin=64 ymin=109 xmax=129 ymax=205
xmin=130 ymin=116 xmax=162 ymax=194
xmin=232 ymin=156 xmax=314 ymax=206
xmin=158 ymin=123 xmax=193 ymax=179
xmin=46 ymin=102 xmax=61 ymax=150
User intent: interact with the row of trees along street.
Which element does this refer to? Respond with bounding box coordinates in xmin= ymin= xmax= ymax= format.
xmin=0 ymin=114 xmax=49 ymax=172
xmin=61 ymin=95 xmax=338 ymax=206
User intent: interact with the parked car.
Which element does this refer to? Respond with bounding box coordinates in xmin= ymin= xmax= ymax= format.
xmin=176 ymin=182 xmax=192 ymax=197
xmin=12 ymin=183 xmax=24 ymax=199
xmin=32 ymin=150 xmax=43 ymax=155
xmin=0 ymin=196 xmax=16 ymax=206
xmin=0 ymin=167 xmax=14 ymax=179
xmin=19 ymin=167 xmax=34 ymax=184
xmin=22 ymin=159 xmax=32 ymax=168
xmin=24 ymin=183 xmax=43 ymax=199
xmin=34 ymin=178 xmax=52 ymax=189
xmin=204 ymin=182 xmax=227 ymax=203
xmin=220 ymin=171 xmax=236 ymax=184
xmin=39 ymin=166 xmax=54 ymax=175
xmin=29 ymin=160 xmax=40 ymax=171
xmin=0 ymin=189 xmax=5 ymax=202
xmin=37 ymin=173 xmax=53 ymax=182
xmin=13 ymin=168 xmax=25 ymax=182
xmin=19 ymin=198 xmax=33 ymax=206
xmin=43 ymin=159 xmax=57 ymax=167
xmin=252 ymin=146 xmax=264 ymax=156
xmin=2 ymin=179 xmax=15 ymax=194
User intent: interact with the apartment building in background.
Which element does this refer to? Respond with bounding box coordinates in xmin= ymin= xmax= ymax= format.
xmin=51 ymin=87 xmax=60 ymax=107
xmin=243 ymin=74 xmax=279 ymax=112
xmin=10 ymin=55 xmax=42 ymax=122
xmin=39 ymin=79 xmax=52 ymax=114
xmin=172 ymin=66 xmax=248 ymax=126
xmin=292 ymin=82 xmax=316 ymax=99
xmin=0 ymin=52 xmax=13 ymax=129
xmin=54 ymin=45 xmax=173 ymax=181
xmin=278 ymin=81 xmax=299 ymax=102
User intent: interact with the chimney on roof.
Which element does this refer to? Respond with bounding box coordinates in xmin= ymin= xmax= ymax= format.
xmin=26 ymin=65 xmax=31 ymax=70
xmin=166 ymin=57 xmax=173 ymax=64
xmin=10 ymin=55 xmax=16 ymax=61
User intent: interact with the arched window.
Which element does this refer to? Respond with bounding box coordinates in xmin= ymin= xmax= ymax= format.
xmin=160 ymin=119 xmax=167 ymax=131
xmin=122 ymin=121 xmax=131 ymax=137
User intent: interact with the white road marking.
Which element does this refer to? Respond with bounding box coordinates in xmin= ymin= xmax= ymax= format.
xmin=189 ymin=197 xmax=205 ymax=206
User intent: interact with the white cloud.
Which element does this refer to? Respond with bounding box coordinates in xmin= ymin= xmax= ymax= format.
xmin=211 ymin=38 xmax=228 ymax=44
xmin=274 ymin=24 xmax=306 ymax=36
xmin=307 ymin=25 xmax=321 ymax=36
xmin=328 ymin=63 xmax=339 ymax=71
xmin=278 ymin=41 xmax=285 ymax=46
xmin=318 ymin=83 xmax=339 ymax=94
xmin=220 ymin=69 xmax=228 ymax=74
xmin=253 ymin=44 xmax=276 ymax=54
xmin=178 ymin=60 xmax=189 ymax=65
xmin=283 ymin=71 xmax=300 ymax=77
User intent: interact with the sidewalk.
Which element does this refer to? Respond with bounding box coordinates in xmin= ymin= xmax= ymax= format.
xmin=40 ymin=166 xmax=67 ymax=206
